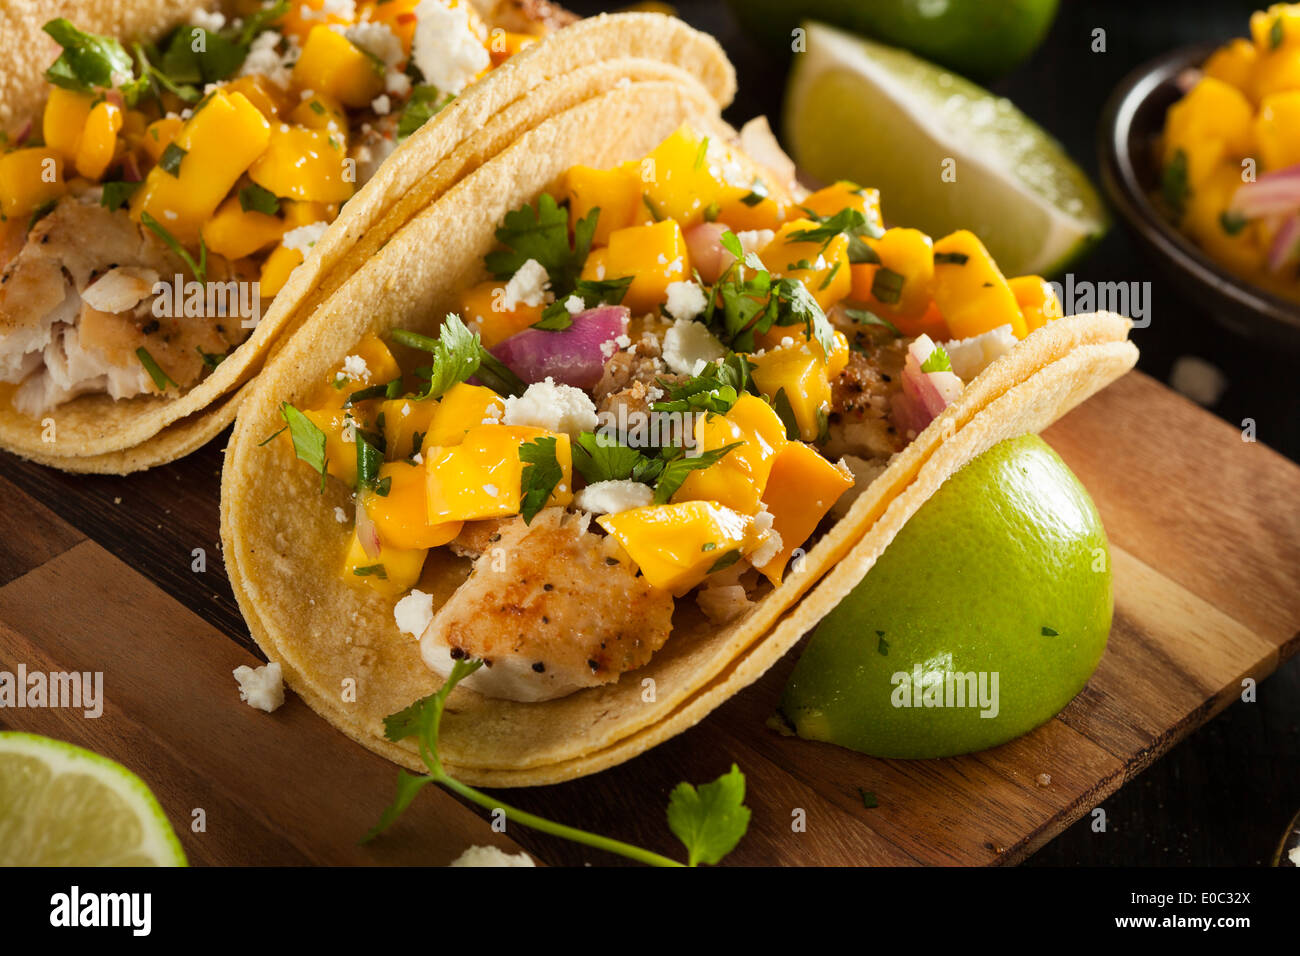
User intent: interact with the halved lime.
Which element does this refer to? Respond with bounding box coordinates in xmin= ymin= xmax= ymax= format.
xmin=785 ymin=21 xmax=1107 ymax=276
xmin=0 ymin=732 xmax=187 ymax=866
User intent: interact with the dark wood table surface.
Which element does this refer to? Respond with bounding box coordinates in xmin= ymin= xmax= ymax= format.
xmin=0 ymin=0 xmax=1293 ymax=867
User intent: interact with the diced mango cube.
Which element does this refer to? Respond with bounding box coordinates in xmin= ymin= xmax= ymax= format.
xmin=292 ymin=24 xmax=385 ymax=109
xmin=381 ymin=382 xmax=504 ymax=458
xmin=344 ymin=526 xmax=427 ymax=599
xmin=750 ymin=340 xmax=832 ymax=443
xmin=755 ymin=442 xmax=854 ymax=585
xmin=800 ymin=181 xmax=884 ymax=236
xmin=459 ymin=279 xmax=543 ymax=347
xmin=363 ymin=461 xmax=463 ymax=550
xmin=759 ymin=218 xmax=851 ymax=310
xmin=1163 ymin=77 xmax=1255 ymax=183
xmin=202 ymin=195 xmax=285 ymax=260
xmin=42 ymin=87 xmax=94 ymax=162
xmin=1008 ymin=275 xmax=1063 ymax=335
xmin=1255 ymin=89 xmax=1300 ymax=170
xmin=0 ymin=148 xmax=66 ymax=219
xmin=848 ymin=226 xmax=935 ymax=320
xmin=931 ymin=230 xmax=1026 ymax=339
xmin=604 ymin=220 xmax=690 ymax=314
xmin=132 ymin=90 xmax=272 ymax=244
xmin=259 ymin=244 xmax=303 ymax=298
xmin=597 ymin=500 xmax=755 ymax=594
xmin=562 ymin=163 xmax=643 ymax=246
xmin=1203 ymin=38 xmax=1258 ymax=93
xmin=640 ymin=124 xmax=745 ymax=228
xmin=249 ymin=125 xmax=353 ymax=204
xmin=426 ymin=425 xmax=571 ymax=523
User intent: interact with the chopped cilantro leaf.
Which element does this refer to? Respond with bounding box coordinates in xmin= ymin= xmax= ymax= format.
xmin=239 ymin=183 xmax=280 ymax=216
xmin=519 ymin=436 xmax=563 ymax=524
xmin=653 ymin=442 xmax=743 ymax=503
xmin=920 ymin=344 xmax=952 ymax=373
xmin=391 ymin=315 xmax=481 ymax=400
xmin=280 ymin=402 xmax=329 ymax=491
xmin=666 ymin=765 xmax=751 ymax=867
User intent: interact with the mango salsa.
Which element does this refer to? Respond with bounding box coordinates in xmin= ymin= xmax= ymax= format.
xmin=598 ymin=501 xmax=756 ymax=594
xmin=363 ymin=462 xmax=463 ymax=550
xmin=755 ymin=442 xmax=854 ymax=585
xmin=426 ymin=425 xmax=572 ymax=523
xmin=0 ymin=148 xmax=66 ymax=219
xmin=132 ymin=90 xmax=272 ymax=244
xmin=750 ymin=340 xmax=832 ymax=442
xmin=604 ymin=220 xmax=691 ymax=314
xmin=344 ymin=526 xmax=427 ymax=599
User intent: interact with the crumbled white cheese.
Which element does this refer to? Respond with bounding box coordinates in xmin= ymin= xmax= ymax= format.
xmin=748 ymin=508 xmax=783 ymax=568
xmin=371 ymin=94 xmax=391 ymax=115
xmin=347 ymin=20 xmax=404 ymax=66
xmin=564 ymin=294 xmax=585 ymax=315
xmin=614 ymin=333 xmax=632 ymax=349
xmin=449 ymin=845 xmax=536 ymax=867
xmin=663 ymin=281 xmax=708 ymax=322
xmin=942 ymin=324 xmax=1017 ymax=382
xmin=737 ymin=229 xmax=775 ymax=256
xmin=502 ymin=258 xmax=551 ymax=311
xmin=342 ymin=354 xmax=370 ymax=381
xmin=233 ymin=662 xmax=284 ymax=713
xmin=696 ymin=584 xmax=753 ymax=624
xmin=503 ymin=378 xmax=598 ymax=439
xmin=333 ymin=506 xmax=348 ymax=523
xmin=599 ymin=339 xmax=618 ymax=359
xmin=662 ymin=317 xmax=725 ymax=375
xmin=283 ymin=220 xmax=330 ymax=255
xmin=189 ymin=8 xmax=227 ymax=32
xmin=413 ymin=0 xmax=490 ymax=95
xmin=385 ymin=70 xmax=412 ymax=96
xmin=240 ymin=30 xmax=293 ymax=88
xmin=394 ymin=589 xmax=434 ymax=639
xmin=1289 ymin=845 xmax=1300 ymax=866
xmin=574 ymin=479 xmax=653 ymax=516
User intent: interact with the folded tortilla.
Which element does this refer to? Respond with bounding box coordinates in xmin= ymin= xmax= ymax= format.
xmin=0 ymin=8 xmax=734 ymax=472
xmin=220 ymin=74 xmax=1138 ymax=786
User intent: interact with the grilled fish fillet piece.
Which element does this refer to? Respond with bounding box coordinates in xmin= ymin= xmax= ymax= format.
xmin=421 ymin=508 xmax=674 ymax=702
xmin=0 ymin=197 xmax=251 ymax=416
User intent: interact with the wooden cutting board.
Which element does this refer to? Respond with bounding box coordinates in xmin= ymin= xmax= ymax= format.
xmin=0 ymin=370 xmax=1296 ymax=866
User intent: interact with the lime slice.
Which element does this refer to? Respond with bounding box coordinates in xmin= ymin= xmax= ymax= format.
xmin=785 ymin=21 xmax=1107 ymax=276
xmin=0 ymin=732 xmax=187 ymax=866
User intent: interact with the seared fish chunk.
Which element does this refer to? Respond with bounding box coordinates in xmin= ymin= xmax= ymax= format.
xmin=421 ymin=508 xmax=674 ymax=701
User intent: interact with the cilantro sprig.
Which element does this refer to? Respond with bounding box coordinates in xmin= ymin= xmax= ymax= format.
xmin=279 ymin=401 xmax=328 ymax=492
xmin=367 ymin=659 xmax=752 ymax=866
xmin=700 ymin=230 xmax=837 ymax=359
xmin=518 ymin=436 xmax=563 ymax=524
xmin=390 ymin=315 xmax=482 ymax=399
xmin=485 ymin=194 xmax=596 ymax=298
xmin=43 ymin=19 xmax=134 ymax=93
xmin=572 ymin=431 xmax=663 ymax=485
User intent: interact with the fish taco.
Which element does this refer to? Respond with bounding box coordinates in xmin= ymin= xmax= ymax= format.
xmin=0 ymin=3 xmax=733 ymax=472
xmin=221 ymin=82 xmax=1137 ymax=785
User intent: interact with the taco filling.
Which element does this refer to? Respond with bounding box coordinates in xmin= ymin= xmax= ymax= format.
xmin=273 ymin=122 xmax=1066 ymax=703
xmin=0 ymin=0 xmax=572 ymax=416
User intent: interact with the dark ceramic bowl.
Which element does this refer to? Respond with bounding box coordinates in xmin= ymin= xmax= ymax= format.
xmin=1099 ymin=43 xmax=1300 ymax=351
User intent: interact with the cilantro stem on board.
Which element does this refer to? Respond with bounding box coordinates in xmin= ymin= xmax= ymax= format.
xmin=367 ymin=659 xmax=749 ymax=866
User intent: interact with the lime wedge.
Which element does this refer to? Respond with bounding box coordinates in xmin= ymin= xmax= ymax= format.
xmin=0 ymin=732 xmax=187 ymax=866
xmin=785 ymin=21 xmax=1107 ymax=276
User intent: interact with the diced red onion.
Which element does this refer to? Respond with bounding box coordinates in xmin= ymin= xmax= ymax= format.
xmin=1228 ymin=164 xmax=1300 ymax=219
xmin=895 ymin=334 xmax=964 ymax=432
xmin=684 ymin=222 xmax=734 ymax=284
xmin=355 ymin=502 xmax=381 ymax=560
xmin=491 ymin=305 xmax=629 ymax=390
xmin=1268 ymin=213 xmax=1300 ymax=273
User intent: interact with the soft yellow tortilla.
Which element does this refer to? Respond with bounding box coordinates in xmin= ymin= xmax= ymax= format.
xmin=0 ymin=10 xmax=735 ymax=470
xmin=6 ymin=384 xmax=244 ymax=474
xmin=221 ymin=74 xmax=1138 ymax=785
